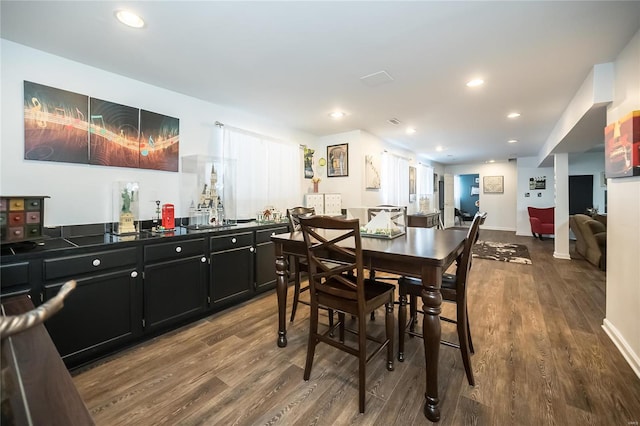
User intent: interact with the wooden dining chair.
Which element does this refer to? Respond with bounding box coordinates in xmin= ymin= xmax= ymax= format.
xmin=299 ymin=215 xmax=395 ymax=413
xmin=286 ymin=206 xmax=316 ymax=323
xmin=397 ymin=211 xmax=486 ymax=386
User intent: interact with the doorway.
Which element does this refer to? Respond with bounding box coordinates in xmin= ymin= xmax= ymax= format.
xmin=569 ymin=175 xmax=593 ymax=215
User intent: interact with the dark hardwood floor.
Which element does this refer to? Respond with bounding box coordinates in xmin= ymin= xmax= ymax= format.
xmin=72 ymin=230 xmax=640 ymax=425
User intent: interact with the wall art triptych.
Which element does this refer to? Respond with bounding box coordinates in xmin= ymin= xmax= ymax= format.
xmin=23 ymin=81 xmax=179 ymax=172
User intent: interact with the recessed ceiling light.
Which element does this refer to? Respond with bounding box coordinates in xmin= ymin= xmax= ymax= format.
xmin=507 ymin=112 xmax=521 ymax=119
xmin=435 ymin=146 xmax=444 ymax=152
xmin=406 ymin=127 xmax=416 ymax=135
xmin=487 ymin=159 xmax=496 ymax=163
xmin=466 ymin=79 xmax=484 ymax=87
xmin=116 ymin=10 xmax=145 ymax=28
xmin=508 ymin=139 xmax=518 ymax=144
xmin=328 ymin=111 xmax=346 ymax=119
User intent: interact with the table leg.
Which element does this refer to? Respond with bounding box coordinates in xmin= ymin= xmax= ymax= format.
xmin=275 ymin=250 xmax=289 ymax=348
xmin=421 ymin=270 xmax=443 ymax=422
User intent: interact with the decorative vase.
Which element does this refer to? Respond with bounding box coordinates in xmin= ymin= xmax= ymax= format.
xmin=313 ymin=182 xmax=319 ymax=193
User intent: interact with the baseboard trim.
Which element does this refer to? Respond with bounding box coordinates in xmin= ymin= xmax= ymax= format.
xmin=602 ymin=318 xmax=640 ymax=379
xmin=553 ymin=252 xmax=571 ymax=260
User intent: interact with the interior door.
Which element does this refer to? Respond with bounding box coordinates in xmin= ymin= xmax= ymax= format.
xmin=569 ymin=175 xmax=594 ymax=215
xmin=443 ymin=173 xmax=455 ymax=228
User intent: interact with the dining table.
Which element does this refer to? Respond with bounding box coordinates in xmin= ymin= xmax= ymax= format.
xmin=271 ymin=226 xmax=468 ymax=422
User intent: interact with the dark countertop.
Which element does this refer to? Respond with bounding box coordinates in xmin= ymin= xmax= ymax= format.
xmin=0 ymin=220 xmax=290 ymax=260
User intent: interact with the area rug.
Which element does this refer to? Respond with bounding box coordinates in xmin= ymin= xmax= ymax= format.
xmin=472 ymin=240 xmax=532 ymax=265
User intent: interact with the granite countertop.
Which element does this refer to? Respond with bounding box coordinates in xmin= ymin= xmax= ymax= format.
xmin=0 ymin=220 xmax=290 ymax=259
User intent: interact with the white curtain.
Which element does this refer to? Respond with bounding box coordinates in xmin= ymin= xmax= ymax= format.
xmin=382 ymin=152 xmax=409 ymax=206
xmin=223 ymin=127 xmax=301 ymax=219
xmin=417 ymin=163 xmax=434 ymax=196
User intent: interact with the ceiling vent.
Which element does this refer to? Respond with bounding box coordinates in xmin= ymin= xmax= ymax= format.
xmin=388 ymin=118 xmax=401 ymax=125
xmin=360 ymin=70 xmax=394 ymax=87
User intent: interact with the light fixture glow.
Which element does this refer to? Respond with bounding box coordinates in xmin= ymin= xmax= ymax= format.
xmin=507 ymin=112 xmax=521 ymax=119
xmin=466 ymin=79 xmax=484 ymax=87
xmin=329 ymin=111 xmax=346 ymax=119
xmin=508 ymin=139 xmax=518 ymax=144
xmin=487 ymin=159 xmax=496 ymax=163
xmin=435 ymin=146 xmax=444 ymax=152
xmin=116 ymin=10 xmax=145 ymax=28
xmin=406 ymin=127 xmax=416 ymax=135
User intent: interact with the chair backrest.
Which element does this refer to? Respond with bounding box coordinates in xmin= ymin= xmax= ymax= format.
xmin=286 ymin=206 xmax=316 ymax=231
xmin=457 ymin=211 xmax=487 ymax=292
xmin=527 ymin=206 xmax=554 ymax=224
xmin=298 ymin=215 xmax=364 ymax=303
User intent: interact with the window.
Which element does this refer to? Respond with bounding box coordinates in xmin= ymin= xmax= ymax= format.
xmin=223 ymin=127 xmax=301 ymax=219
xmin=382 ymin=151 xmax=409 ymax=206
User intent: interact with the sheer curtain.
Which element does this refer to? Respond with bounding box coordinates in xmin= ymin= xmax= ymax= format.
xmin=223 ymin=127 xmax=301 ymax=219
xmin=382 ymin=152 xmax=409 ymax=206
xmin=417 ymin=163 xmax=434 ymax=196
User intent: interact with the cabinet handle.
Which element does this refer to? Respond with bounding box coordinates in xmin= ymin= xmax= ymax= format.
xmin=231 ymin=237 xmax=237 ymax=243
xmin=249 ymin=247 xmax=255 ymax=253
xmin=271 ymin=232 xmax=276 ymax=236
xmin=92 ymin=259 xmax=101 ymax=267
xmin=131 ymin=271 xmax=138 ymax=278
xmin=201 ymin=257 xmax=207 ymax=263
xmin=13 ymin=230 xmax=21 ymax=235
xmin=175 ymin=246 xmax=182 ymax=253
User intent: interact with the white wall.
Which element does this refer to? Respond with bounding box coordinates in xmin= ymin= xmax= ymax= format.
xmin=516 ymin=157 xmax=555 ymax=236
xmin=444 ymin=161 xmax=517 ymax=231
xmin=602 ymin=29 xmax=640 ymax=378
xmin=0 ymin=40 xmax=315 ymax=225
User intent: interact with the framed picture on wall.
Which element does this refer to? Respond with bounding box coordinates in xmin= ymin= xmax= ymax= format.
xmin=483 ymin=175 xmax=504 ymax=193
xmin=409 ymin=166 xmax=416 ymax=201
xmin=327 ymin=143 xmax=348 ymax=177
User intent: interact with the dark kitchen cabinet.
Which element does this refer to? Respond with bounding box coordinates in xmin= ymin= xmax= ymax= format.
xmin=143 ymin=238 xmax=208 ymax=332
xmin=255 ymin=226 xmax=288 ymax=293
xmin=0 ymin=260 xmax=35 ymax=298
xmin=42 ymin=247 xmax=141 ymax=367
xmin=210 ymin=232 xmax=254 ymax=308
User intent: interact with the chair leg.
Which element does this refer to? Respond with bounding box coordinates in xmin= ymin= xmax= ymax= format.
xmin=457 ymin=300 xmax=475 ymax=386
xmin=358 ymin=313 xmax=367 ymax=413
xmin=328 ymin=309 xmax=335 ymax=338
xmin=338 ymin=312 xmax=345 ymax=343
xmin=385 ymin=302 xmax=394 ymax=371
xmin=398 ymin=293 xmax=406 ymax=362
xmin=304 ymin=302 xmax=319 ymax=381
xmin=290 ymin=265 xmax=301 ymax=322
xmin=466 ymin=306 xmax=474 ymax=354
xmin=409 ymin=295 xmax=418 ymax=334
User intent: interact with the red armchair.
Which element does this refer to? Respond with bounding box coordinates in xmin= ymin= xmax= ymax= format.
xmin=528 ymin=207 xmax=554 ymax=240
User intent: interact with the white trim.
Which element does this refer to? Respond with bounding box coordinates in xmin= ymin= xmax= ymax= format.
xmin=553 ymin=252 xmax=572 ymax=260
xmin=603 ymin=319 xmax=640 ymax=379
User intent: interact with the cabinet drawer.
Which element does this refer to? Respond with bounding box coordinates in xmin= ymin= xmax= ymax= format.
xmin=9 ymin=212 xmax=25 ymax=226
xmin=210 ymin=232 xmax=253 ymax=252
xmin=8 ymin=226 xmax=25 ymax=241
xmin=256 ymin=226 xmax=289 ymax=244
xmin=25 ymin=211 xmax=41 ymax=223
xmin=44 ymin=247 xmax=138 ymax=280
xmin=0 ymin=262 xmax=30 ymax=289
xmin=8 ymin=198 xmax=24 ymax=211
xmin=144 ymin=238 xmax=205 ymax=263
xmin=24 ymin=198 xmax=42 ymax=211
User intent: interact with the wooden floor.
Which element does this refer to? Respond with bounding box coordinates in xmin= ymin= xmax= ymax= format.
xmin=73 ymin=230 xmax=640 ymax=425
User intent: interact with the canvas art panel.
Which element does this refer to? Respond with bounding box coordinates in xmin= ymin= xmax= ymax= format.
xmin=483 ymin=175 xmax=504 ymax=193
xmin=139 ymin=109 xmax=180 ymax=172
xmin=23 ymin=81 xmax=89 ymax=164
xmin=89 ymin=98 xmax=140 ymax=168
xmin=365 ymin=154 xmax=381 ymax=189
xmin=604 ymin=110 xmax=640 ymax=178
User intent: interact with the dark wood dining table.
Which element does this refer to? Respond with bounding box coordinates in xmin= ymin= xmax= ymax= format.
xmin=271 ymin=226 xmax=468 ymax=422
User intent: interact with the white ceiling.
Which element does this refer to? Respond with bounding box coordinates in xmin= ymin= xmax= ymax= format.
xmin=2 ymin=1 xmax=639 ymax=165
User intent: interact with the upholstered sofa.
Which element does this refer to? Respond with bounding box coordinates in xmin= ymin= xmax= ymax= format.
xmin=528 ymin=206 xmax=554 ymax=239
xmin=569 ymin=214 xmax=607 ymax=270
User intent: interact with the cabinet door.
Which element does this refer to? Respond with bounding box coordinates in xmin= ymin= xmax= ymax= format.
xmin=255 ymin=226 xmax=288 ymax=293
xmin=210 ymin=246 xmax=253 ymax=307
xmin=43 ymin=269 xmax=141 ymax=367
xmin=143 ymin=255 xmax=208 ymax=332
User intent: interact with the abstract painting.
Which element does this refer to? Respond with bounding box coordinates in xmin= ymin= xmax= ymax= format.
xmin=89 ymin=98 xmax=140 ymax=168
xmin=139 ymin=109 xmax=180 ymax=172
xmin=365 ymin=154 xmax=381 ymax=189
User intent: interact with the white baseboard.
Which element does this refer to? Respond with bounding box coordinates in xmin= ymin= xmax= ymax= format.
xmin=602 ymin=318 xmax=640 ymax=379
xmin=481 ymin=225 xmax=516 ymax=232
xmin=553 ymin=252 xmax=571 ymax=260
